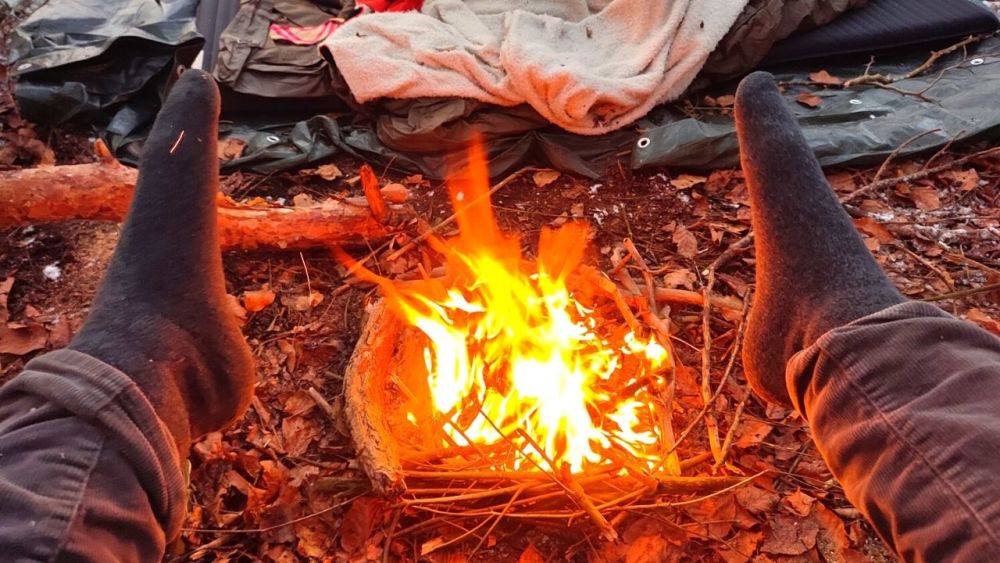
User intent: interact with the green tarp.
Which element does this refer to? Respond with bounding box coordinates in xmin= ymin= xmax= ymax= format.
xmin=6 ymin=0 xmax=1000 ymax=179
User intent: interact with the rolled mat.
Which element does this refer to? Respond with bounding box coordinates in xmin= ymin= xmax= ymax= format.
xmin=764 ymin=0 xmax=1000 ymax=65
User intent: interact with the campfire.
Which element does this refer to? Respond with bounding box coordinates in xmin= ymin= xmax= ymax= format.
xmin=338 ymin=141 xmax=753 ymax=551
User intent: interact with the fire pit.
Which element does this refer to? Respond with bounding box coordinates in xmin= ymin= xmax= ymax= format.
xmin=340 ymin=142 xmax=751 ymax=547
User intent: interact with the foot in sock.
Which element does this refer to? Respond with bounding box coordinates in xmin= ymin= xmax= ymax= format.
xmin=69 ymin=69 xmax=254 ymax=452
xmin=733 ymin=72 xmax=905 ymax=407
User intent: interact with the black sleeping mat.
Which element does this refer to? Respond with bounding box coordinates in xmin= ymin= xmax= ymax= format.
xmin=764 ymin=0 xmax=999 ymax=66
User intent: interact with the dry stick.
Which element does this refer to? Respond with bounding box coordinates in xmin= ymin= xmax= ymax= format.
xmin=655 ymin=294 xmax=752 ymax=470
xmin=560 ymin=466 xmax=619 ymax=542
xmin=698 ymin=235 xmax=754 ymax=465
xmin=623 ymin=239 xmax=658 ymax=311
xmin=841 ymin=146 xmax=1000 ymax=204
xmin=843 ymin=35 xmax=982 ymax=87
xmin=894 ymin=242 xmax=956 ymax=291
xmin=867 ymin=129 xmax=943 ymax=187
xmin=620 ymin=240 xmax=683 ymax=476
xmin=647 ymin=287 xmax=743 ymax=312
xmin=183 ymin=494 xmax=363 ymax=534
xmin=423 ymin=515 xmax=495 ymax=556
xmin=470 ymin=487 xmax=526 ymax=556
xmin=381 ymin=508 xmax=403 ymax=563
xmin=512 ymin=428 xmax=617 ymax=541
xmin=942 ymin=251 xmax=1000 ymax=279
xmin=307 ymin=387 xmax=338 ymax=421
xmin=924 ymin=281 xmax=1000 ymax=302
xmin=711 ymin=399 xmax=746 ymax=473
xmin=922 ymin=131 xmax=964 ymax=171
xmin=625 ymin=471 xmax=766 ymax=510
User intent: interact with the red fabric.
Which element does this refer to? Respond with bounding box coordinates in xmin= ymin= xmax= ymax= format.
xmin=357 ymin=0 xmax=423 ymax=13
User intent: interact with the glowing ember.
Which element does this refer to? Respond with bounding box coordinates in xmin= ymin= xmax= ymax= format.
xmin=344 ymin=141 xmax=671 ymax=473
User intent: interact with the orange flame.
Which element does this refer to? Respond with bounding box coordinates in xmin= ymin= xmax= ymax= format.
xmin=346 ymin=140 xmax=670 ymax=473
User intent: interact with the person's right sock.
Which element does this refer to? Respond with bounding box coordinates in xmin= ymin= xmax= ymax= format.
xmin=734 ymin=72 xmax=905 ymax=406
xmin=69 ymin=70 xmax=254 ymax=452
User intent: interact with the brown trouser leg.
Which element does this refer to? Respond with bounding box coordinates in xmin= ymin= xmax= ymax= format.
xmin=788 ymin=301 xmax=1000 ymax=561
xmin=0 ymin=349 xmax=185 ymax=562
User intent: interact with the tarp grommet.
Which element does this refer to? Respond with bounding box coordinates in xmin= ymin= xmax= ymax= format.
xmin=970 ymin=58 xmax=985 ymax=66
xmin=849 ymin=99 xmax=863 ymax=105
xmin=265 ymin=135 xmax=281 ymax=143
xmin=637 ymin=137 xmax=651 ymax=149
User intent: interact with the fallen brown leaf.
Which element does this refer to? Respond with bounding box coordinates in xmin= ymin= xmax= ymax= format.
xmin=0 ymin=322 xmax=48 ymax=355
xmin=761 ymin=514 xmax=819 ymax=556
xmin=685 ymin=494 xmax=737 ymax=539
xmin=943 ymin=168 xmax=980 ymax=191
xmin=283 ymin=291 xmax=324 ymax=311
xmin=671 ymin=174 xmax=707 ymax=190
xmin=340 ymin=498 xmax=381 ymax=554
xmin=242 ymin=286 xmax=277 ymax=312
xmin=663 ymin=268 xmax=696 ymax=290
xmin=735 ymin=419 xmax=774 ymax=448
xmin=909 ymin=186 xmax=942 ymax=211
xmin=282 ymin=390 xmax=317 ymax=416
xmin=853 ymin=217 xmax=895 ymax=243
xmin=784 ymin=489 xmax=816 ymax=517
xmin=518 ymin=543 xmax=545 ymax=563
xmin=796 ymin=93 xmax=823 ymax=108
xmin=314 ymin=163 xmax=343 ymax=181
xmin=813 ymin=501 xmax=869 ymax=562
xmin=532 ymin=169 xmax=561 ymax=188
xmin=717 ymin=530 xmax=763 ymax=563
xmin=809 ymin=70 xmax=843 ymax=86
xmin=624 ymin=534 xmax=674 ymax=563
xmin=280 ymin=415 xmax=320 ymax=457
xmin=967 ymin=308 xmax=1000 ymax=337
xmin=402 ymin=174 xmax=431 ymax=188
xmin=672 ymin=224 xmax=698 ymax=258
xmin=826 ymin=171 xmax=857 ymax=193
xmin=218 ymin=138 xmax=247 ymax=162
xmin=735 ymin=486 xmax=780 ymax=515
xmin=381 ymin=182 xmax=411 ymax=203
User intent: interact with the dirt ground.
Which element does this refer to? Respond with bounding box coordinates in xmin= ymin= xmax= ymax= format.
xmin=3 ymin=6 xmax=1000 ymax=562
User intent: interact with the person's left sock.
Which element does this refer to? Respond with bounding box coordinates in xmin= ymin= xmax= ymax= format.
xmin=69 ymin=70 xmax=254 ymax=452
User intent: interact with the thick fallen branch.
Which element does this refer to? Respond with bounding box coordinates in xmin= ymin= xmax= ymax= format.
xmin=343 ymin=299 xmax=407 ymax=497
xmin=0 ymin=160 xmax=416 ymax=249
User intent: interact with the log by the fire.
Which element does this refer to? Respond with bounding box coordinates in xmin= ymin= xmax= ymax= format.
xmin=0 ymin=159 xmax=416 ymax=250
xmin=344 ymin=299 xmax=407 ymax=496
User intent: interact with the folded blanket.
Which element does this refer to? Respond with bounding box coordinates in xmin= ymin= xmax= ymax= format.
xmin=323 ymin=0 xmax=750 ymax=135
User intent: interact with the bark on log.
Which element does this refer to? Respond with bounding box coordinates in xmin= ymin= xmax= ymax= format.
xmin=0 ymin=161 xmax=416 ymax=249
xmin=343 ymin=299 xmax=407 ymax=496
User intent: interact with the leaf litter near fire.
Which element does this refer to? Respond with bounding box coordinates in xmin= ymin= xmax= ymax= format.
xmin=2 ymin=60 xmax=999 ymax=561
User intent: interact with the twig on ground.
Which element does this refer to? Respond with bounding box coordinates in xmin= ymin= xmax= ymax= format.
xmin=712 ymin=399 xmax=746 ymax=473
xmin=924 ymin=281 xmax=1000 ymax=302
xmin=868 ymin=129 xmax=943 ymax=187
xmin=841 ymin=146 xmax=1000 ymax=203
xmin=307 ymin=387 xmax=339 ymax=422
xmin=843 ymin=35 xmax=982 ymax=87
xmin=698 ymin=234 xmax=754 ymax=464
xmin=894 ymin=242 xmax=956 ymax=291
xmin=183 ymin=494 xmax=363 ymax=534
